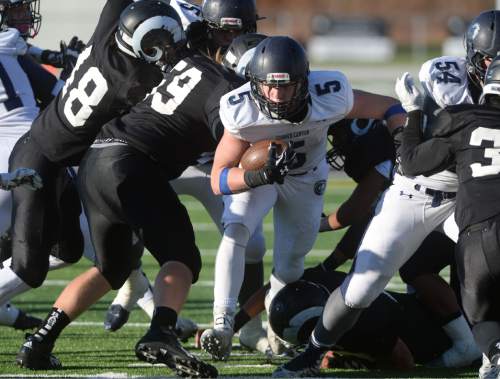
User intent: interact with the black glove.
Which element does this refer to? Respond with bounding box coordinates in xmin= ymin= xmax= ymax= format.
xmin=244 ymin=142 xmax=296 ymax=188
xmin=40 ymin=36 xmax=85 ymax=80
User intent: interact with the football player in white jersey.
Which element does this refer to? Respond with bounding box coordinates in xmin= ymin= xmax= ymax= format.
xmin=272 ymin=11 xmax=499 ymax=378
xmin=199 ymin=36 xmax=406 ymax=361
xmin=0 ymin=0 xmax=69 ymax=331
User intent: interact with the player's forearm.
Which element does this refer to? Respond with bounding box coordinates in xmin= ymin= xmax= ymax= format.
xmin=211 ymin=166 xmax=248 ymax=195
xmin=400 ymin=111 xmax=451 ymax=176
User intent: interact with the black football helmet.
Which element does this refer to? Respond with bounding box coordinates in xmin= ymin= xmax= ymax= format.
xmin=221 ymin=32 xmax=267 ymax=76
xmin=465 ymin=10 xmax=500 ymax=86
xmin=268 ymin=280 xmax=330 ymax=346
xmin=326 ymin=119 xmax=378 ymax=170
xmin=202 ymin=0 xmax=258 ymax=34
xmin=0 ymin=0 xmax=41 ymax=38
xmin=480 ymin=54 xmax=500 ymax=104
xmin=115 ymin=0 xmax=186 ymax=64
xmin=247 ymin=36 xmax=310 ymax=120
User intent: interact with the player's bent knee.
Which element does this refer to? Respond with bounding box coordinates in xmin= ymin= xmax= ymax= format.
xmin=244 ymin=231 xmax=265 ymax=263
xmin=14 ymin=264 xmax=49 ymax=288
xmin=273 ymin=264 xmax=304 ymax=285
xmin=342 ymin=273 xmax=392 ymax=308
xmin=223 ymin=223 xmax=250 ymax=248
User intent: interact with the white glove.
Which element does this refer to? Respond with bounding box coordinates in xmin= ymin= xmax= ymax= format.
xmin=395 ymin=72 xmax=424 ymax=112
xmin=0 ymin=168 xmax=43 ymax=191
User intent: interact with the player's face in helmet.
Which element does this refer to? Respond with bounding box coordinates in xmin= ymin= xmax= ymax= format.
xmin=247 ymin=36 xmax=310 ymax=121
xmin=0 ymin=0 xmax=41 ymax=38
xmin=259 ymin=82 xmax=297 ymax=104
xmin=211 ymin=28 xmax=244 ymax=51
xmin=465 ymin=10 xmax=500 ymax=87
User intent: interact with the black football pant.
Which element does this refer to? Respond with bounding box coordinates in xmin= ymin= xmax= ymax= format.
xmin=456 ymin=215 xmax=500 ymax=359
xmin=8 ymin=132 xmax=83 ymax=288
xmin=77 ymin=144 xmax=202 ymax=290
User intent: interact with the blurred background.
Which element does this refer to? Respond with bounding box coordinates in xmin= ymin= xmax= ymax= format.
xmin=35 ymin=0 xmax=498 ymax=94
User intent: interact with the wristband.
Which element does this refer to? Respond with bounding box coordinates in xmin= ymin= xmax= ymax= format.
xmin=219 ymin=167 xmax=233 ymax=195
xmin=383 ymin=104 xmax=406 ymax=120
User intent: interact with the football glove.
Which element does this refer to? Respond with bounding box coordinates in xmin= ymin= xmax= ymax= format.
xmin=395 ymin=72 xmax=424 ymax=112
xmin=0 ymin=168 xmax=43 ymax=191
xmin=40 ymin=36 xmax=85 ymax=81
xmin=244 ymin=142 xmax=296 ymax=188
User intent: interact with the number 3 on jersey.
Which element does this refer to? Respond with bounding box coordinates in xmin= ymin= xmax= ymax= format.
xmin=62 ymin=45 xmax=109 ymax=127
xmin=470 ymin=127 xmax=500 ymax=177
xmin=150 ymin=61 xmax=202 ymax=115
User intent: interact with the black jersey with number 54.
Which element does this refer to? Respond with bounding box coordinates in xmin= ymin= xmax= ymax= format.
xmin=30 ymin=0 xmax=163 ymax=166
xmin=98 ymin=52 xmax=243 ymax=179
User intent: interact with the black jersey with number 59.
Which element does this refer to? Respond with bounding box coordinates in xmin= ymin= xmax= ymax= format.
xmin=98 ymin=52 xmax=243 ymax=179
xmin=30 ymin=0 xmax=163 ymax=166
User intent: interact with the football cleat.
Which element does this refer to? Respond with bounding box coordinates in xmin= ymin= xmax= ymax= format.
xmin=16 ymin=334 xmax=62 ymax=370
xmin=13 ymin=310 xmax=42 ymax=330
xmin=479 ymin=354 xmax=500 ymax=379
xmin=175 ymin=317 xmax=198 ymax=342
xmin=272 ymin=343 xmax=325 ymax=378
xmin=104 ymin=304 xmax=129 ymax=331
xmin=427 ymin=340 xmax=481 ymax=368
xmin=238 ymin=317 xmax=271 ymax=355
xmin=200 ymin=328 xmax=233 ymax=361
xmin=135 ymin=326 xmax=217 ymax=378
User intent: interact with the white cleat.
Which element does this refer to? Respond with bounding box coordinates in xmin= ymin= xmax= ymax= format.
xmin=479 ymin=354 xmax=500 ymax=379
xmin=427 ymin=340 xmax=481 ymax=368
xmin=238 ymin=316 xmax=271 ymax=355
xmin=200 ymin=312 xmax=234 ymax=361
xmin=200 ymin=327 xmax=234 ymax=361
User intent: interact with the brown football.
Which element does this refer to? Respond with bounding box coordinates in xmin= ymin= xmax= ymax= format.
xmin=240 ymin=139 xmax=288 ymax=170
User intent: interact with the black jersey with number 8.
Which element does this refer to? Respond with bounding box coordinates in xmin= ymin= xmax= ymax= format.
xmin=30 ymin=0 xmax=163 ymax=166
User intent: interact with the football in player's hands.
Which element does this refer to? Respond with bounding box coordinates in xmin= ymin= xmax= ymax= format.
xmin=240 ymin=139 xmax=289 ymax=170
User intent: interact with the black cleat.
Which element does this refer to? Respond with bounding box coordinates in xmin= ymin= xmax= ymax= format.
xmin=272 ymin=343 xmax=325 ymax=378
xmin=136 ymin=327 xmax=218 ymax=378
xmin=12 ymin=310 xmax=43 ymax=330
xmin=16 ymin=334 xmax=62 ymax=370
xmin=104 ymin=304 xmax=130 ymax=331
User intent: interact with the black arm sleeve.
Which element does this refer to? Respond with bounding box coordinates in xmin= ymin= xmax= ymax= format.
xmin=399 ymin=110 xmax=455 ymax=177
xmin=17 ymin=55 xmax=58 ymax=109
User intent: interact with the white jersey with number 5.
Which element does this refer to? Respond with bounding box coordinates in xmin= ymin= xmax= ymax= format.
xmin=219 ymin=70 xmax=354 ymax=174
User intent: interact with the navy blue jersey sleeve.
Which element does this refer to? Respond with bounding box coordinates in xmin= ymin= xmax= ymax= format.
xmin=18 ymin=55 xmax=58 ymax=109
xmin=400 ymin=110 xmax=455 ymax=177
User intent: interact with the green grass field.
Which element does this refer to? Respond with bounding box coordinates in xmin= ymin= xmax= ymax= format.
xmin=0 ymin=177 xmax=477 ymax=378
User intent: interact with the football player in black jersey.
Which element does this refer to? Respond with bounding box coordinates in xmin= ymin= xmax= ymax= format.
xmin=9 ymin=0 xmax=190 ymax=371
xmin=397 ymin=57 xmax=500 ymax=379
xmin=14 ymin=1 xmax=250 ymax=377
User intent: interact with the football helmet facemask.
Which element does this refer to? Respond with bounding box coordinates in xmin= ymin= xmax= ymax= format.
xmin=247 ymin=36 xmax=310 ymax=121
xmin=0 ymin=0 xmax=41 ymax=38
xmin=115 ymin=0 xmax=186 ymax=65
xmin=465 ymin=10 xmax=500 ymax=87
xmin=268 ymin=280 xmax=330 ymax=346
xmin=480 ymin=54 xmax=500 ymax=104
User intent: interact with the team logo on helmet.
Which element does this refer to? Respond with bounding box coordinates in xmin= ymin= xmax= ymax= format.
xmin=266 ymin=72 xmax=290 ymax=83
xmin=471 ymin=23 xmax=480 ymax=40
xmin=220 ymin=17 xmax=243 ymax=28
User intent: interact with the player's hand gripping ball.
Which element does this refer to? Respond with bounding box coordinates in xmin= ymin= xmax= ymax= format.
xmin=240 ymin=139 xmax=289 ymax=170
